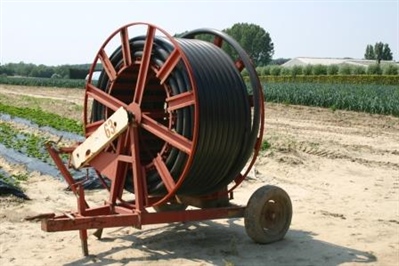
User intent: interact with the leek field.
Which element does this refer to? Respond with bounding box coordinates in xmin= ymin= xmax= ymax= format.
xmin=264 ymin=83 xmax=399 ymax=117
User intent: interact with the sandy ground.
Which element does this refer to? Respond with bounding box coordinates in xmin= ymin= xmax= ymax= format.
xmin=0 ymin=85 xmax=398 ymax=266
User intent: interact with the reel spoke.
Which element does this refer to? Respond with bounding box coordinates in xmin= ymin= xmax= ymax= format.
xmin=153 ymin=154 xmax=176 ymax=193
xmin=133 ymin=25 xmax=156 ymax=105
xmin=98 ymin=49 xmax=117 ymax=82
xmin=166 ymin=91 xmax=195 ymax=112
xmin=120 ymin=27 xmax=132 ymax=67
xmin=141 ymin=114 xmax=192 ymax=155
xmin=156 ymin=48 xmax=182 ymax=84
xmin=86 ymin=83 xmax=127 ymax=111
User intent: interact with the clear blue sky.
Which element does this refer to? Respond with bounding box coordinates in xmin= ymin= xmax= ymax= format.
xmin=1 ymin=0 xmax=398 ymax=65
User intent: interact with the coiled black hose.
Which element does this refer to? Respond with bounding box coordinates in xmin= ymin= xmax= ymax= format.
xmin=93 ymin=34 xmax=253 ymax=196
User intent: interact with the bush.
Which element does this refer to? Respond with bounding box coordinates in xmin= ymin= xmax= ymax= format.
xmin=327 ymin=65 xmax=339 ymax=75
xmin=367 ymin=64 xmax=382 ymax=75
xmin=312 ymin=64 xmax=328 ymax=75
xmin=352 ymin=66 xmax=366 ymax=75
xmin=255 ymin=67 xmax=262 ymax=76
xmin=261 ymin=66 xmax=271 ymax=76
xmin=270 ymin=66 xmax=281 ymax=76
xmin=280 ymin=67 xmax=291 ymax=76
xmin=303 ymin=65 xmax=313 ymax=76
xmin=382 ymin=64 xmax=398 ymax=75
xmin=338 ymin=64 xmax=352 ymax=75
xmin=291 ymin=65 xmax=303 ymax=76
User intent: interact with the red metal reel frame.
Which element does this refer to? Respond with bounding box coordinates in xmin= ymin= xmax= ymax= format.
xmin=40 ymin=23 xmax=265 ymax=257
xmin=83 ymin=22 xmax=201 ymax=209
xmin=179 ymin=29 xmax=265 ymax=196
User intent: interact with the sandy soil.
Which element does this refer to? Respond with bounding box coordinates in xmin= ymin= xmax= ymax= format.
xmin=0 ymin=85 xmax=398 ymax=266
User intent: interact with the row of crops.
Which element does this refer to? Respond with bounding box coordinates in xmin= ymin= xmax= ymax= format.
xmin=0 ymin=103 xmax=83 ymax=164
xmin=0 ymin=103 xmax=83 ymax=134
xmin=0 ymin=122 xmax=50 ymax=162
xmin=1 ymin=73 xmax=398 ymax=88
xmin=0 ymin=103 xmax=84 ymax=193
xmin=0 ymin=78 xmax=398 ymax=117
xmin=263 ymin=83 xmax=399 ymax=117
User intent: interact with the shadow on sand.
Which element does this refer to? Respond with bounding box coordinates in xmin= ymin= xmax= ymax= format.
xmin=65 ymin=219 xmax=377 ymax=266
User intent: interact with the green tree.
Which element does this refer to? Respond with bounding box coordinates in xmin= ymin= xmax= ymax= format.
xmin=0 ymin=64 xmax=14 ymax=76
xmin=224 ymin=23 xmax=274 ymax=66
xmin=374 ymin=42 xmax=384 ymax=63
xmin=365 ymin=42 xmax=393 ymax=61
xmin=364 ymin=45 xmax=375 ymax=60
xmin=175 ymin=23 xmax=274 ymax=66
xmin=382 ymin=43 xmax=393 ymax=60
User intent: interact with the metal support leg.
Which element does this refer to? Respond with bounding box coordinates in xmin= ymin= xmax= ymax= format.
xmin=80 ymin=229 xmax=89 ymax=256
xmin=93 ymin=228 xmax=103 ymax=240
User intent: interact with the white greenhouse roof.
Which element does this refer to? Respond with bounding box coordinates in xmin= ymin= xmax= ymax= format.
xmin=282 ymin=57 xmax=398 ymax=67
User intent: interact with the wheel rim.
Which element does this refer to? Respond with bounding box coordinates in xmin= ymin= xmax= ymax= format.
xmin=261 ymin=197 xmax=289 ymax=235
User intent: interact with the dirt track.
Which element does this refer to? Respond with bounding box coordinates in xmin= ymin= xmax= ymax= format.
xmin=0 ymin=85 xmax=398 ymax=266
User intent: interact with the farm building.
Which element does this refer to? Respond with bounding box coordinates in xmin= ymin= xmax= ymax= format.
xmin=282 ymin=57 xmax=398 ymax=67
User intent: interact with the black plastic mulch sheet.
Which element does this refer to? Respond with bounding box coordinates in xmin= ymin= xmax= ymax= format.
xmin=0 ymin=179 xmax=30 ymax=200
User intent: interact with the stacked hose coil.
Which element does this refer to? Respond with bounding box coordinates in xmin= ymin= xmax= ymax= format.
xmin=86 ymin=23 xmax=263 ymax=197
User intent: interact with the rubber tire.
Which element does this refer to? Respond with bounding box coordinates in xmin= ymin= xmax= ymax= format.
xmin=153 ymin=202 xmax=188 ymax=212
xmin=244 ymin=185 xmax=292 ymax=244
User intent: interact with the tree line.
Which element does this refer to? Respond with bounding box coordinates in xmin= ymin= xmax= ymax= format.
xmin=0 ymin=62 xmax=96 ymax=79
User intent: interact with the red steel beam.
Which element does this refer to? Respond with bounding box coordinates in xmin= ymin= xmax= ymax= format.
xmin=42 ymin=206 xmax=245 ymax=232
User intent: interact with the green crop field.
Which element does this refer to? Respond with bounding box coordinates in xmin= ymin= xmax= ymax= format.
xmin=263 ymin=83 xmax=399 ymax=117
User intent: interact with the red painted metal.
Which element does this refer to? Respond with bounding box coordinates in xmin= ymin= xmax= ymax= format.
xmin=156 ymin=48 xmax=182 ymax=84
xmin=120 ymin=27 xmax=132 ymax=67
xmin=235 ymin=59 xmax=245 ymax=72
xmin=133 ymin=26 xmax=156 ymax=105
xmin=42 ymin=206 xmax=245 ymax=232
xmin=140 ymin=114 xmax=192 ymax=155
xmin=213 ymin=35 xmax=223 ymax=47
xmin=98 ymin=49 xmax=117 ymax=82
xmin=83 ymin=23 xmax=199 ymax=206
xmin=41 ymin=22 xmax=265 ymax=256
xmin=166 ymin=91 xmax=195 ymax=112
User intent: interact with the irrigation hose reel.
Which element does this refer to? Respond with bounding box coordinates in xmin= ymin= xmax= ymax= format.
xmin=42 ymin=22 xmax=292 ymax=256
